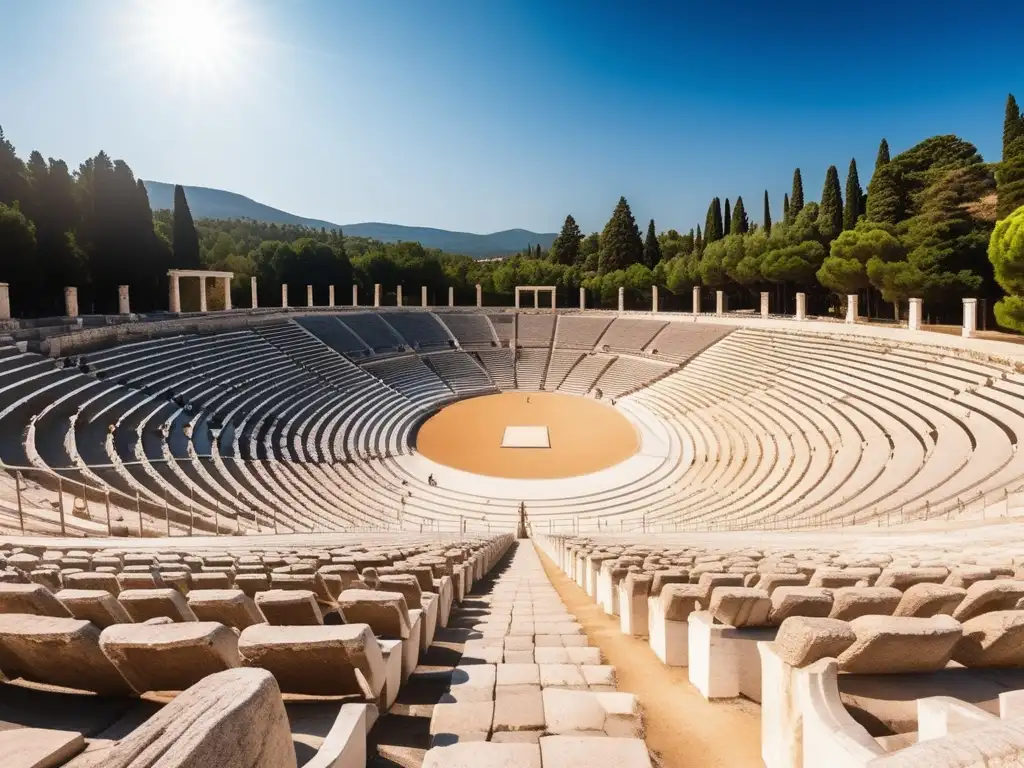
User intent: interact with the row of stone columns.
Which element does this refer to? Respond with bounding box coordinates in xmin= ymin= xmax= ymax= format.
xmin=273 ymin=283 xmax=485 ymax=310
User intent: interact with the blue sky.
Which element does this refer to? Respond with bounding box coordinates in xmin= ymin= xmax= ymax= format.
xmin=1 ymin=0 xmax=1022 ymax=235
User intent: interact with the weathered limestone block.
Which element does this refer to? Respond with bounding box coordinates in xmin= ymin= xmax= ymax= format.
xmin=953 ymin=580 xmax=1024 ymax=622
xmin=540 ymin=736 xmax=652 ymax=767
xmin=0 ymin=614 xmax=134 ymax=695
xmin=65 ymin=668 xmax=296 ymax=768
xmin=709 ymin=587 xmax=771 ymax=627
xmin=117 ymin=573 xmax=166 ymax=591
xmin=187 ymin=589 xmax=264 ymax=629
xmin=423 ymin=742 xmax=540 ymax=768
xmin=650 ymin=569 xmax=689 ymax=596
xmin=233 ymin=573 xmax=270 ymax=598
xmin=118 ymin=588 xmax=197 ymax=623
xmin=540 ymin=689 xmax=642 ymax=738
xmin=953 ymin=610 xmax=1024 ymax=667
xmin=661 ymin=584 xmax=706 ymax=621
xmin=375 ymin=574 xmax=423 ymax=609
xmin=255 ymin=590 xmax=323 ymax=625
xmin=191 ymin=572 xmax=233 ymax=590
xmin=875 ymin=566 xmax=949 ymax=591
xmin=838 ymin=615 xmax=961 ymax=674
xmin=56 ymin=588 xmax=132 ymax=628
xmin=772 ymin=616 xmax=856 ymax=667
xmin=63 ymin=571 xmax=120 ymax=595
xmin=339 ymin=589 xmax=411 ymax=639
xmin=768 ymin=587 xmax=833 ymax=625
xmin=893 ymin=583 xmax=966 ymax=618
xmin=0 ymin=582 xmax=73 ymax=617
xmin=828 ymin=587 xmax=902 ymax=621
xmin=238 ymin=623 xmax=386 ymax=699
xmin=808 ymin=570 xmax=863 ymax=589
xmin=757 ymin=573 xmax=810 ymax=595
xmin=100 ymin=622 xmax=240 ymax=692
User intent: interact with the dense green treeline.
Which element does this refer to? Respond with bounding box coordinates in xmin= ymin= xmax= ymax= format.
xmin=1 ymin=91 xmax=1023 ymax=322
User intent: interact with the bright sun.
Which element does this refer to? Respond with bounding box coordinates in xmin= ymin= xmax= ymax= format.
xmin=126 ymin=0 xmax=254 ymax=87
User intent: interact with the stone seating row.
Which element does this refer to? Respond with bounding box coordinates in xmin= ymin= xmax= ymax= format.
xmin=0 ymin=533 xmax=514 ymax=767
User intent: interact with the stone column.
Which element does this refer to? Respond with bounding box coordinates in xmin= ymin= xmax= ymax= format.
xmin=692 ymin=286 xmax=700 ymax=314
xmin=475 ymin=284 xmax=482 ymax=307
xmin=0 ymin=283 xmax=10 ymax=320
xmin=652 ymin=285 xmax=659 ymax=313
xmin=533 ymin=290 xmax=539 ymax=309
xmin=397 ymin=285 xmax=403 ymax=307
xmin=551 ymin=289 xmax=556 ymax=311
xmin=421 ymin=285 xmax=428 ymax=307
xmin=222 ymin=278 xmax=232 ymax=311
xmin=795 ymin=292 xmax=806 ymax=321
xmin=118 ymin=285 xmax=130 ymax=315
xmin=328 ymin=285 xmax=335 ymax=307
xmin=514 ymin=288 xmax=521 ymax=309
xmin=760 ymin=292 xmax=769 ymax=319
xmin=305 ymin=285 xmax=312 ymax=307
xmin=374 ymin=284 xmax=381 ymax=308
xmin=962 ymin=298 xmax=977 ymax=338
xmin=250 ymin=277 xmax=258 ymax=309
xmin=65 ymin=286 xmax=79 ymax=318
xmin=448 ymin=286 xmax=454 ymax=307
xmin=579 ymin=287 xmax=586 ymax=310
xmin=281 ymin=284 xmax=288 ymax=308
xmin=352 ymin=285 xmax=359 ymax=307
xmin=169 ymin=274 xmax=181 ymax=313
xmin=908 ymin=297 xmax=923 ymax=331
xmin=845 ymin=294 xmax=859 ymax=324
xmin=199 ymin=277 xmax=208 ymax=312
xmin=617 ymin=286 xmax=625 ymax=312
xmin=715 ymin=290 xmax=724 ymax=316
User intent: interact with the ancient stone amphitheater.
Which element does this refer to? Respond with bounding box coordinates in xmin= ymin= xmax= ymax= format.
xmin=3 ymin=303 xmax=1024 ymax=767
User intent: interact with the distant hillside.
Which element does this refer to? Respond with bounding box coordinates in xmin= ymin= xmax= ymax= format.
xmin=144 ymin=181 xmax=555 ymax=258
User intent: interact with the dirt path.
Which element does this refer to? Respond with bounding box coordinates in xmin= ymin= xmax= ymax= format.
xmin=535 ymin=542 xmax=763 ymax=768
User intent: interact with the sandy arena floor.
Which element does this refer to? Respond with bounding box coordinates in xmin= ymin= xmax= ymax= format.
xmin=415 ymin=392 xmax=639 ymax=479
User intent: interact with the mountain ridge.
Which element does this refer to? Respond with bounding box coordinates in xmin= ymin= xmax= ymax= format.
xmin=143 ymin=181 xmax=556 ymax=258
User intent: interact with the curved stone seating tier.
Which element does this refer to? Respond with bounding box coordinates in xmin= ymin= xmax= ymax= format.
xmin=554 ymin=315 xmax=614 ymax=350
xmin=514 ymin=348 xmax=551 ymax=391
xmin=516 ymin=313 xmax=556 ymax=348
xmin=542 ymin=350 xmax=584 ymax=391
xmin=434 ymin=313 xmax=499 ymax=349
xmin=0 ymin=533 xmax=515 ymax=768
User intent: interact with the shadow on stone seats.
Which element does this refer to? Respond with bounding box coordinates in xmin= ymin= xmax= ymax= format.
xmin=839 ymin=667 xmax=1024 ymax=737
xmin=0 ymin=682 xmax=159 ymax=738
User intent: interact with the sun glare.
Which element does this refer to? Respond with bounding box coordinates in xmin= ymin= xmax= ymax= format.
xmin=125 ymin=0 xmax=256 ymax=89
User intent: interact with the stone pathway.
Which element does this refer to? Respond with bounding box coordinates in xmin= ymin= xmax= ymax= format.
xmin=417 ymin=541 xmax=653 ymax=766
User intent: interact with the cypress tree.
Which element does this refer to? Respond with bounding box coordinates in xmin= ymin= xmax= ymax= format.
xmin=598 ymin=196 xmax=643 ymax=273
xmin=694 ymin=224 xmax=703 ymax=253
xmin=172 ymin=184 xmax=201 ymax=269
xmin=535 ymin=244 xmax=542 ymax=259
xmin=866 ymin=162 xmax=908 ymax=224
xmin=723 ymin=198 xmax=731 ymax=235
xmin=997 ymin=94 xmax=1024 ymax=219
xmin=731 ymin=196 xmax=748 ymax=234
xmin=549 ymin=213 xmax=584 ymax=265
xmin=843 ymin=158 xmax=863 ymax=230
xmin=643 ymin=219 xmax=661 ymax=267
xmin=819 ymin=165 xmax=844 ymax=240
xmin=763 ymin=190 xmax=772 ymax=233
xmin=783 ymin=193 xmax=790 ymax=225
xmin=876 ymin=138 xmax=890 ymax=168
xmin=790 ymin=169 xmax=804 ymax=219
xmin=704 ymin=198 xmax=723 ymax=244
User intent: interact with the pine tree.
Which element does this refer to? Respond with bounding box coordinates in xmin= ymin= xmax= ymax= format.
xmin=172 ymin=184 xmax=201 ymax=269
xmin=998 ymin=93 xmax=1024 ymax=219
xmin=704 ymin=198 xmax=723 ymax=244
xmin=723 ymin=198 xmax=731 ymax=235
xmin=643 ymin=219 xmax=661 ymax=267
xmin=783 ymin=193 xmax=790 ymax=225
xmin=790 ymin=169 xmax=804 ymax=219
xmin=731 ymin=196 xmax=748 ymax=234
xmin=549 ymin=213 xmax=584 ymax=266
xmin=876 ymin=138 xmax=890 ymax=168
xmin=819 ymin=165 xmax=843 ymax=241
xmin=763 ymin=190 xmax=772 ymax=234
xmin=843 ymin=158 xmax=863 ymax=230
xmin=598 ymin=196 xmax=643 ymax=273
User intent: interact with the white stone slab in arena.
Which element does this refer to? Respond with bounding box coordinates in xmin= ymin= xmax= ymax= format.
xmin=501 ymin=426 xmax=550 ymax=448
